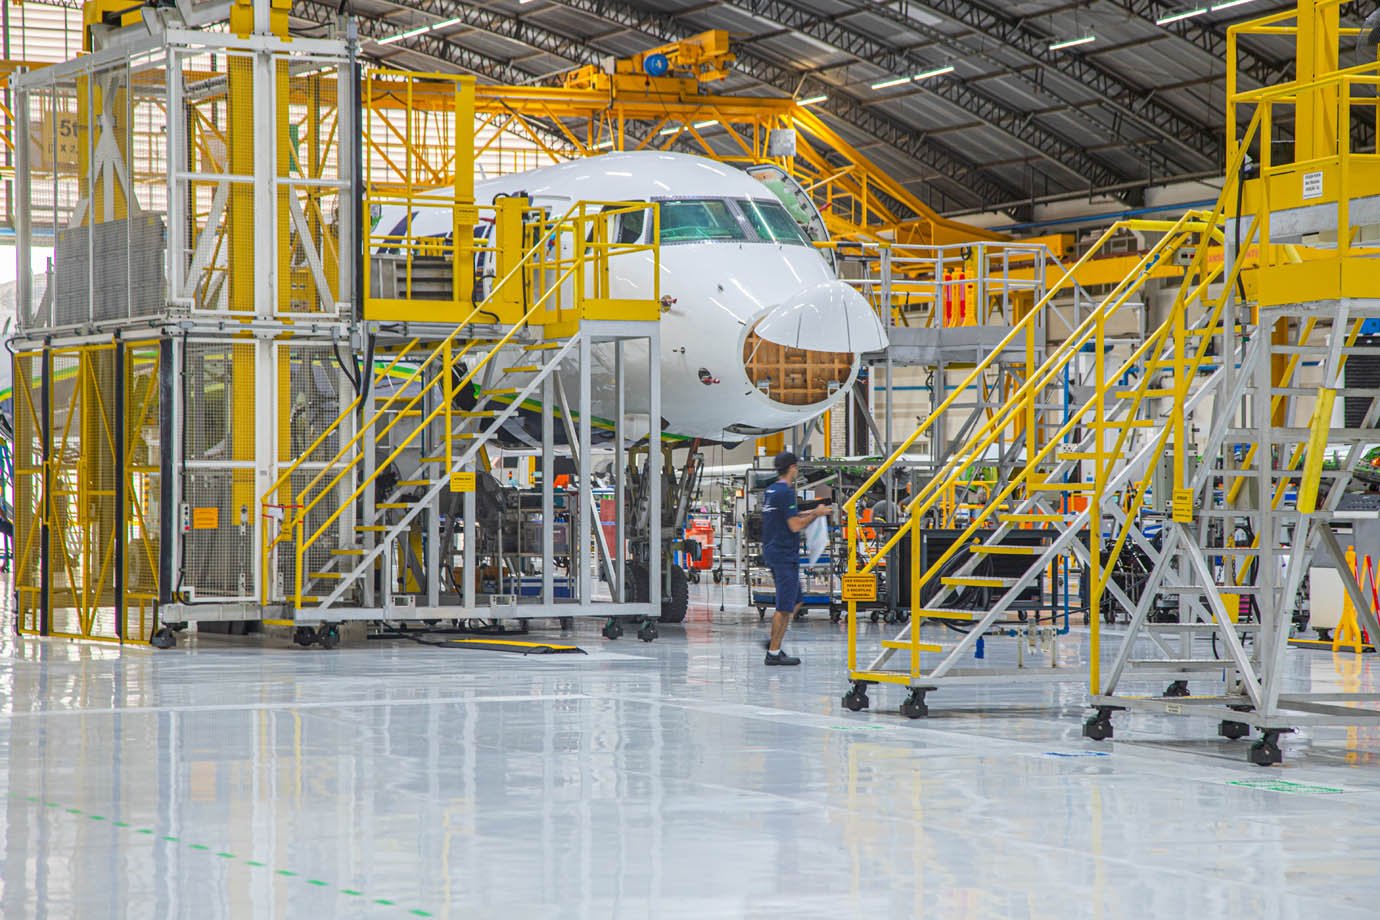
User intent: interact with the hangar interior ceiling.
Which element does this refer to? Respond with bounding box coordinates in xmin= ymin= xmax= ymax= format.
xmin=14 ymin=0 xmax=1377 ymax=220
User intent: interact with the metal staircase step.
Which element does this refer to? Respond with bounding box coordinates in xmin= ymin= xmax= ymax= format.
xmin=941 ymin=575 xmax=1018 ymax=588
xmin=880 ymin=639 xmax=945 ymax=652
xmin=308 ymin=572 xmax=345 ymax=580
xmin=355 ymin=525 xmax=393 ymax=532
xmin=456 ymin=410 xmax=498 ymax=418
xmin=523 ymin=341 xmax=567 ymax=351
xmin=1030 ymin=482 xmax=1094 ymax=491
xmin=1002 ymin=513 xmax=1070 ymax=524
xmin=912 ymin=608 xmax=979 ymax=621
xmin=397 ymin=479 xmax=430 ymax=487
xmin=1057 ymin=451 xmax=1101 ymax=461
xmin=1129 ymin=659 xmax=1239 ymax=671
xmin=970 ymin=544 xmax=1040 ymax=556
xmin=331 ymin=548 xmax=365 ymax=556
xmin=481 ymin=387 xmax=520 ymax=397
xmin=502 ymin=365 xmax=541 ymax=374
xmin=376 ymin=502 xmax=412 ymax=509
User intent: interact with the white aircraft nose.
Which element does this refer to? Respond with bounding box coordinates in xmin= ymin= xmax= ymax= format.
xmin=750 ymin=280 xmax=888 ymax=354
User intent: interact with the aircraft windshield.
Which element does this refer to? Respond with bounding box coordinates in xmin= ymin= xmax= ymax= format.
xmin=739 ymin=199 xmax=811 ymax=246
xmin=658 ymin=197 xmax=813 ymax=246
xmin=660 ymin=199 xmax=748 ymax=243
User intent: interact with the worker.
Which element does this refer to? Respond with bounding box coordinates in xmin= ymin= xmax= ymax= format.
xmin=761 ymin=450 xmax=831 ymax=666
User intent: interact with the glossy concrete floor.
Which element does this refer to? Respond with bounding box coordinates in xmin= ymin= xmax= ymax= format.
xmin=2 ymin=580 xmax=1380 ymax=919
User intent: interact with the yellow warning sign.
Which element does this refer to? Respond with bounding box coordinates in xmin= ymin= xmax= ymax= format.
xmin=192 ymin=507 xmax=219 ymax=530
xmin=449 ymin=471 xmax=476 ymax=493
xmin=1172 ymin=488 xmax=1194 ymax=524
xmin=841 ymin=573 xmax=877 ymax=602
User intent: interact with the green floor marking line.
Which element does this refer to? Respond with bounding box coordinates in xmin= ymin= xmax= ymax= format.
xmin=16 ymin=795 xmax=433 ymax=916
xmin=1229 ymin=779 xmax=1344 ymax=795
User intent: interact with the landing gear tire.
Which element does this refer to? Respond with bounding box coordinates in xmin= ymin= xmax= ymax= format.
xmin=602 ymin=619 xmax=624 ymax=640
xmin=150 ymin=626 xmax=177 ymax=650
xmin=899 ymin=688 xmax=930 ymax=719
xmin=637 ymin=620 xmax=658 ymax=642
xmin=1249 ymin=730 xmax=1289 ymax=766
xmin=292 ymin=626 xmax=317 ymax=648
xmin=316 ymin=624 xmax=340 ymax=650
xmin=1083 ymin=707 xmax=1118 ymax=741
xmin=841 ymin=681 xmax=871 ymax=712
xmin=1219 ymin=720 xmax=1251 ymax=741
xmin=660 ymin=565 xmax=689 ymax=624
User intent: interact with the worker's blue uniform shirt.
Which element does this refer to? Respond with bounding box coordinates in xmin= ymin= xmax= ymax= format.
xmin=761 ymin=479 xmax=802 ymax=612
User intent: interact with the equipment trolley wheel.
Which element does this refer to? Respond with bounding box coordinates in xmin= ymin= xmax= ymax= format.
xmin=316 ymin=623 xmax=340 ymax=650
xmin=841 ymin=681 xmax=871 ymax=712
xmin=1218 ymin=720 xmax=1251 ymax=741
xmin=602 ymin=618 xmax=624 ymax=640
xmin=637 ymin=620 xmax=658 ymax=642
xmin=292 ymin=626 xmax=317 ymax=648
xmin=899 ymin=688 xmax=931 ymax=719
xmin=1249 ymin=729 xmax=1291 ymax=766
xmin=151 ymin=626 xmax=177 ymax=650
xmin=1083 ymin=706 xmax=1120 ymax=741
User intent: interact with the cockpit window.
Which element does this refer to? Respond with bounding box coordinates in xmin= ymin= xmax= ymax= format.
xmin=660 ymin=199 xmax=749 ymax=243
xmin=739 ymin=199 xmax=811 ymax=246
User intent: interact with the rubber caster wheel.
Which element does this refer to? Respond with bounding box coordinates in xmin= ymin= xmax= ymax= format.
xmin=756 ymin=607 xmax=766 ymax=622
xmin=559 ymin=617 xmax=575 ymax=631
xmin=1164 ymin=680 xmax=1190 ymax=698
xmin=1248 ymin=730 xmax=1290 ymax=766
xmin=1315 ymin=628 xmax=1332 ymax=642
xmin=793 ymin=609 xmax=807 ymax=622
xmin=713 ymin=569 xmax=723 ymax=584
xmin=869 ymin=611 xmax=881 ymax=623
xmin=841 ymin=681 xmax=871 ymax=712
xmin=1219 ymin=720 xmax=1250 ymax=741
xmin=602 ymin=619 xmax=623 ymax=640
xmin=1083 ymin=706 xmax=1119 ymax=741
xmin=292 ymin=626 xmax=317 ymax=648
xmin=899 ymin=689 xmax=930 ymax=719
xmin=829 ymin=606 xmax=842 ymax=624
xmin=150 ymin=627 xmax=177 ymax=650
xmin=316 ymin=624 xmax=340 ymax=650
xmin=637 ymin=620 xmax=658 ymax=642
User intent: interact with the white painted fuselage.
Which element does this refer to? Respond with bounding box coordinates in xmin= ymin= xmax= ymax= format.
xmin=373 ymin=151 xmax=886 ymax=442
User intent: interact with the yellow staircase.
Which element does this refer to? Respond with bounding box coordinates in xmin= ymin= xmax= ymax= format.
xmin=840 ymin=202 xmax=1245 ymax=715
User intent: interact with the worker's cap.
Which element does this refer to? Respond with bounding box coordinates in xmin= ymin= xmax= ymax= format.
xmin=774 ymin=450 xmax=799 ymax=474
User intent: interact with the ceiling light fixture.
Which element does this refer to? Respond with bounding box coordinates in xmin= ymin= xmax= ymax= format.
xmin=871 ymin=64 xmax=954 ymax=91
xmin=1048 ymin=35 xmax=1096 ymax=51
xmin=798 ymin=94 xmax=828 ymax=106
xmin=1156 ymin=7 xmax=1208 ymax=25
xmin=377 ymin=24 xmax=430 ymax=45
xmin=1210 ymin=0 xmax=1261 ymax=10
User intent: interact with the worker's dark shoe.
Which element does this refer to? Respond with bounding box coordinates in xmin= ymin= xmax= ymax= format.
xmin=764 ymin=649 xmax=801 ymax=666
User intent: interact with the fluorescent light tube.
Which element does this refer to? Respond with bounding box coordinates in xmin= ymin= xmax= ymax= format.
xmin=913 ymin=64 xmax=955 ymax=81
xmin=1048 ymin=35 xmax=1096 ymax=51
xmin=377 ymin=25 xmax=429 ymax=45
xmin=1156 ymin=7 xmax=1207 ymax=25
xmin=871 ymin=75 xmax=911 ymax=90
xmin=798 ymin=94 xmax=827 ymax=106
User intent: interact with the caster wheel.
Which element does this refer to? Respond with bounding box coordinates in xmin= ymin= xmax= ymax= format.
xmin=757 ymin=607 xmax=766 ymax=622
xmin=316 ymin=624 xmax=340 ymax=650
xmin=1219 ymin=720 xmax=1250 ymax=741
xmin=869 ymin=611 xmax=880 ymax=623
xmin=829 ymin=607 xmax=842 ymax=624
xmin=150 ymin=627 xmax=177 ymax=650
xmin=292 ymin=626 xmax=317 ymax=648
xmin=637 ymin=621 xmax=658 ymax=642
xmin=1248 ymin=730 xmax=1290 ymax=766
xmin=1164 ymin=680 xmax=1190 ymax=698
xmin=713 ymin=570 xmax=723 ymax=584
xmin=841 ymin=681 xmax=871 ymax=712
xmin=559 ymin=617 xmax=575 ymax=630
xmin=1315 ymin=628 xmax=1332 ymax=642
xmin=899 ymin=690 xmax=930 ymax=719
xmin=689 ymin=571 xmax=700 ymax=584
xmin=1083 ymin=707 xmax=1118 ymax=741
xmin=602 ymin=619 xmax=624 ymax=640
xmin=794 ymin=609 xmax=807 ymax=622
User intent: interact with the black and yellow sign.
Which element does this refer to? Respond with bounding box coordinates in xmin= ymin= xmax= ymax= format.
xmin=449 ymin=471 xmax=476 ymax=493
xmin=1171 ymin=488 xmax=1194 ymax=524
xmin=841 ymin=573 xmax=877 ymax=602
